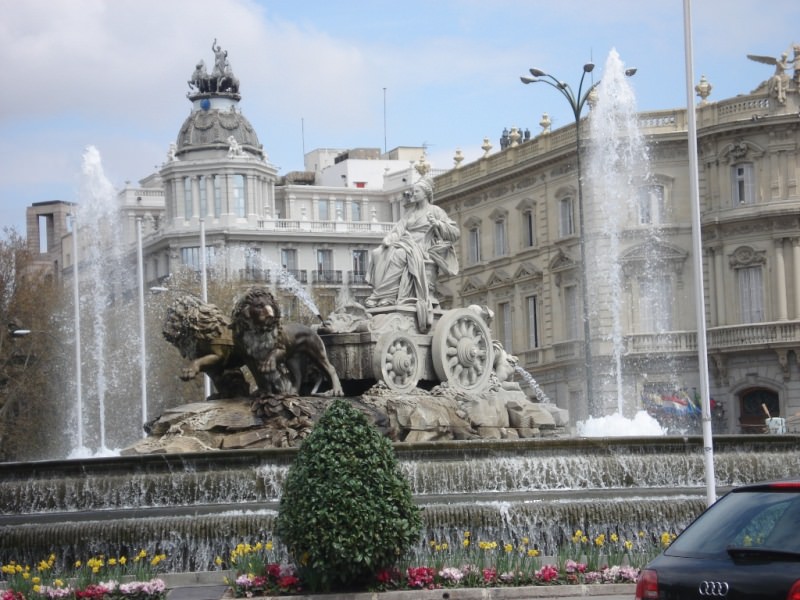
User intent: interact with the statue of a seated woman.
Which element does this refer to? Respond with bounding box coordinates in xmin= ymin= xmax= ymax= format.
xmin=365 ymin=177 xmax=460 ymax=332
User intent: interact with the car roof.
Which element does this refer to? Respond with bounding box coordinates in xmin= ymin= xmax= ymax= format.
xmin=731 ymin=479 xmax=800 ymax=492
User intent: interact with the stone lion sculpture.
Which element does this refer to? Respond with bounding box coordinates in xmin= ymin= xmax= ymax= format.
xmin=162 ymin=294 xmax=250 ymax=399
xmin=231 ymin=286 xmax=343 ymax=397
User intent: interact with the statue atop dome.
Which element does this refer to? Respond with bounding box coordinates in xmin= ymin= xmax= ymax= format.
xmin=188 ymin=39 xmax=240 ymax=99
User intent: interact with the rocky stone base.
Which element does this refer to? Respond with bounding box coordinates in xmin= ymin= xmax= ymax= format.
xmin=123 ymin=384 xmax=568 ymax=455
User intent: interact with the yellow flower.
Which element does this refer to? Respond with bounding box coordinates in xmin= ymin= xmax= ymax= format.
xmin=504 ymin=543 xmax=513 ymax=553
xmin=624 ymin=540 xmax=634 ymax=551
xmin=441 ymin=542 xmax=448 ymax=551
xmin=574 ymin=529 xmax=583 ymax=537
xmin=74 ymin=560 xmax=82 ymax=568
xmin=108 ymin=558 xmax=117 ymax=566
xmin=594 ymin=534 xmax=606 ymax=547
xmin=521 ymin=537 xmax=529 ymax=545
xmin=54 ymin=579 xmax=64 ymax=588
xmin=119 ymin=556 xmax=127 ymax=565
xmin=215 ymin=556 xmax=223 ymax=566
xmin=429 ymin=539 xmax=436 ymax=547
xmin=32 ymin=576 xmax=41 ymax=584
xmin=638 ymin=531 xmax=645 ymax=538
xmin=22 ymin=572 xmax=30 ymax=580
xmin=32 ymin=585 xmax=41 ymax=593
xmin=527 ymin=548 xmax=540 ymax=558
xmin=581 ymin=535 xmax=588 ymax=544
xmin=610 ymin=533 xmax=619 ymax=543
xmin=464 ymin=531 xmax=470 ymax=538
xmin=265 ymin=541 xmax=273 ymax=551
xmin=462 ymin=539 xmax=470 ymax=548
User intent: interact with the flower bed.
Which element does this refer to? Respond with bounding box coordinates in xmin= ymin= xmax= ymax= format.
xmin=1 ymin=551 xmax=167 ymax=600
xmin=218 ymin=529 xmax=674 ymax=597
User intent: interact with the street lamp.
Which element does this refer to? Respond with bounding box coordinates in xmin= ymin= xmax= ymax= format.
xmin=520 ymin=62 xmax=635 ymax=415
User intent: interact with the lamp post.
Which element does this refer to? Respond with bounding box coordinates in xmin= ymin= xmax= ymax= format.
xmin=520 ymin=63 xmax=636 ymax=415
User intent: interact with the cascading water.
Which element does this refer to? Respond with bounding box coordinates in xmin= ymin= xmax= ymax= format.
xmin=1 ymin=436 xmax=796 ymax=571
xmin=580 ymin=49 xmax=669 ymax=434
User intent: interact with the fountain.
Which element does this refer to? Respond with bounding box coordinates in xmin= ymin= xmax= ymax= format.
xmin=4 ymin=45 xmax=793 ymax=582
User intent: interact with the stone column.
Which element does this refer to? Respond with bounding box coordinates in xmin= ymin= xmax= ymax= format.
xmin=176 ymin=177 xmax=186 ymax=222
xmin=774 ymin=238 xmax=788 ymax=321
xmin=705 ymin=247 xmax=717 ymax=325
xmin=793 ymin=238 xmax=800 ymax=319
xmin=713 ymin=244 xmax=726 ymax=326
xmin=205 ymin=176 xmax=215 ymax=219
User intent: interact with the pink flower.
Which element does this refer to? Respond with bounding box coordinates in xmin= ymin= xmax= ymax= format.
xmin=535 ymin=564 xmax=560 ymax=583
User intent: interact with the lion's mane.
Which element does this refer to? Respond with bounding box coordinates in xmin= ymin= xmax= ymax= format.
xmin=162 ymin=294 xmax=231 ymax=358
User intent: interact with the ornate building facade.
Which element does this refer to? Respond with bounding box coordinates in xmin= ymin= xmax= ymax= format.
xmin=434 ymin=56 xmax=800 ymax=432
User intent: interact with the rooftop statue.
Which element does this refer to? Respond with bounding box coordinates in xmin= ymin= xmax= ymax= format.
xmin=188 ymin=39 xmax=240 ymax=97
xmin=747 ymin=47 xmax=793 ymax=105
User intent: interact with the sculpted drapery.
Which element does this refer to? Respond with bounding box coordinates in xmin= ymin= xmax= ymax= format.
xmin=366 ymin=177 xmax=459 ymax=331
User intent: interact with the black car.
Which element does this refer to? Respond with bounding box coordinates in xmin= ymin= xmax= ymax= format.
xmin=635 ymin=480 xmax=800 ymax=599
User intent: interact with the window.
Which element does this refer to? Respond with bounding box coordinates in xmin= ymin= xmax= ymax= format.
xmin=318 ymin=199 xmax=329 ymax=221
xmin=498 ymin=302 xmax=512 ymax=352
xmin=468 ymin=226 xmax=481 ymax=265
xmin=245 ymin=247 xmax=262 ymax=280
xmin=352 ymin=249 xmax=368 ymax=284
xmin=213 ymin=176 xmax=222 ymax=217
xmin=198 ymin=176 xmax=207 ymax=217
xmin=233 ymin=174 xmax=246 ymax=218
xmin=733 ymin=163 xmax=755 ymax=205
xmin=639 ymin=276 xmax=673 ymax=332
xmin=526 ymin=295 xmax=539 ymax=348
xmin=183 ymin=177 xmax=193 ymax=218
xmin=317 ymin=248 xmax=333 ymax=271
xmin=494 ymin=218 xmax=507 ymax=257
xmin=336 ymin=200 xmax=344 ymax=221
xmin=281 ymin=248 xmax=298 ymax=271
xmin=559 ymin=197 xmax=574 ymax=237
xmin=352 ymin=201 xmax=362 ymax=222
xmin=564 ymin=285 xmax=579 ymax=340
xmin=523 ymin=209 xmax=536 ymax=247
xmin=179 ymin=246 xmax=214 ymax=271
xmin=638 ymin=185 xmax=665 ymax=225
xmin=738 ymin=266 xmax=764 ymax=323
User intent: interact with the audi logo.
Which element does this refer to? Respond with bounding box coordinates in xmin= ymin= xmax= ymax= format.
xmin=699 ymin=580 xmax=730 ymax=597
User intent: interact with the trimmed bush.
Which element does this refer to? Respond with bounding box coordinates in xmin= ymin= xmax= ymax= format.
xmin=275 ymin=398 xmax=422 ymax=591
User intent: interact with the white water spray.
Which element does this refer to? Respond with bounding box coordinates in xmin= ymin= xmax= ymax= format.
xmin=578 ymin=50 xmax=666 ymax=436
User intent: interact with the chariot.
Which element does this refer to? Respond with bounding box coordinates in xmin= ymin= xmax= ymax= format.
xmin=320 ymin=305 xmax=496 ymax=394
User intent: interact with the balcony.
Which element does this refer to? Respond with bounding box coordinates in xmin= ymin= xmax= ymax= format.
xmin=349 ymin=270 xmax=368 ymax=285
xmin=312 ymin=270 xmax=342 ymax=285
xmin=623 ymin=321 xmax=800 ymax=356
xmin=281 ymin=269 xmax=307 ymax=284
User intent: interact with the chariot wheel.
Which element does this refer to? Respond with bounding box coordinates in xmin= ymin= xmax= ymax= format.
xmin=432 ymin=308 xmax=494 ymax=393
xmin=372 ymin=332 xmax=421 ymax=393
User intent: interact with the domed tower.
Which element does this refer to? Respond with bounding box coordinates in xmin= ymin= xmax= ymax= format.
xmin=160 ymin=40 xmax=277 ymax=229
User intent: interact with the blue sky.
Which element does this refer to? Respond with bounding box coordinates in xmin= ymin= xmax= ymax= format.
xmin=1 ymin=0 xmax=798 ymax=235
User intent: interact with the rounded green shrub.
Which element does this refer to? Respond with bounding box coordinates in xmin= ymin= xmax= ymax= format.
xmin=275 ymin=398 xmax=422 ymax=591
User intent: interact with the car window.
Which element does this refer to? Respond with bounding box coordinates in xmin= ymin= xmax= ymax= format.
xmin=666 ymin=490 xmax=800 ymax=558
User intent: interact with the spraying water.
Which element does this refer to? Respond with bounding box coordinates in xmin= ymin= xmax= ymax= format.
xmin=579 ymin=49 xmax=666 ymax=436
xmin=68 ymin=146 xmax=139 ymax=456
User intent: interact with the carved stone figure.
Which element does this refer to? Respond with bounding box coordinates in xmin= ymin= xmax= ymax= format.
xmin=188 ymin=60 xmax=209 ymax=93
xmin=227 ymin=135 xmax=243 ymax=157
xmin=162 ymin=295 xmax=249 ymax=399
xmin=231 ymin=286 xmax=344 ymax=397
xmin=747 ymin=49 xmax=791 ymax=104
xmin=365 ymin=176 xmax=460 ymax=332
